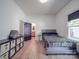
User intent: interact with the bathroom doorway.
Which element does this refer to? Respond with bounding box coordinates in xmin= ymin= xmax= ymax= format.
xmin=32 ymin=23 xmax=36 ymax=37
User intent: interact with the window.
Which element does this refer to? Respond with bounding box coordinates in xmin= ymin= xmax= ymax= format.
xmin=68 ymin=19 xmax=79 ymax=41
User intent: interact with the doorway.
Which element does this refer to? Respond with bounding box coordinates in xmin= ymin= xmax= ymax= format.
xmin=24 ymin=22 xmax=32 ymax=41
xmin=32 ymin=23 xmax=36 ymax=37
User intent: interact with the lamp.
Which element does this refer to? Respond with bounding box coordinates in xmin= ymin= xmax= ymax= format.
xmin=39 ymin=0 xmax=48 ymax=3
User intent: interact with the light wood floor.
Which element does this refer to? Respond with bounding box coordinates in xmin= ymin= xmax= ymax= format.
xmin=12 ymin=37 xmax=79 ymax=59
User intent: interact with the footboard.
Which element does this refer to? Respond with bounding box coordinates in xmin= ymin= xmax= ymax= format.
xmin=45 ymin=40 xmax=76 ymax=49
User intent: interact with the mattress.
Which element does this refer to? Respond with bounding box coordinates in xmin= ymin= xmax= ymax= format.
xmin=44 ymin=35 xmax=74 ymax=42
xmin=44 ymin=35 xmax=75 ymax=47
xmin=44 ymin=35 xmax=65 ymax=41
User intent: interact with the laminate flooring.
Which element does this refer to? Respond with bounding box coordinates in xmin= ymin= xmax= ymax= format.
xmin=12 ymin=37 xmax=79 ymax=59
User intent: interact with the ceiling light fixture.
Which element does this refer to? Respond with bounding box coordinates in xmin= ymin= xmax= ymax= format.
xmin=39 ymin=0 xmax=48 ymax=3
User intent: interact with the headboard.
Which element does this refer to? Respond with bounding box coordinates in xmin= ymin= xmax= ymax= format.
xmin=42 ymin=29 xmax=58 ymax=36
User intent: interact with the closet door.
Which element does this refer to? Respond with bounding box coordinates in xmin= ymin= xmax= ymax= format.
xmin=24 ymin=23 xmax=31 ymax=41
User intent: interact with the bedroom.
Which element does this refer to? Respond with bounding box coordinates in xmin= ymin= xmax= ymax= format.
xmin=0 ymin=0 xmax=79 ymax=59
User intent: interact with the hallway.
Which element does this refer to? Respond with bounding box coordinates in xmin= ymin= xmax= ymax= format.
xmin=12 ymin=37 xmax=79 ymax=59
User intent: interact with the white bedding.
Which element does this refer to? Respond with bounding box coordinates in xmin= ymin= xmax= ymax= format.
xmin=44 ymin=35 xmax=74 ymax=47
xmin=44 ymin=35 xmax=66 ymax=41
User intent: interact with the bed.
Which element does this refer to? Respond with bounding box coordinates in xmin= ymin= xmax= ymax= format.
xmin=42 ymin=29 xmax=77 ymax=55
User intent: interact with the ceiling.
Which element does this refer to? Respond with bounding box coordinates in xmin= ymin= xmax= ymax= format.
xmin=14 ymin=0 xmax=72 ymax=15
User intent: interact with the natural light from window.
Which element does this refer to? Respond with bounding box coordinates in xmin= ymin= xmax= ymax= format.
xmin=68 ymin=18 xmax=79 ymax=41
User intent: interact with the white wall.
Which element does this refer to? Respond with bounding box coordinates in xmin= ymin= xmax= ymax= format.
xmin=24 ymin=15 xmax=56 ymax=36
xmin=0 ymin=0 xmax=26 ymax=40
xmin=56 ymin=0 xmax=79 ymax=37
